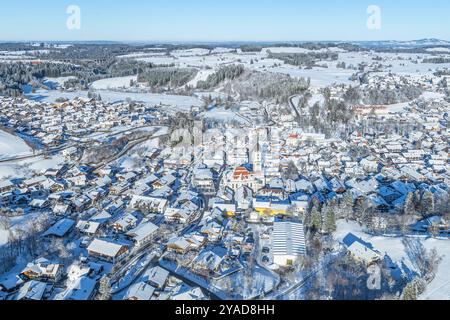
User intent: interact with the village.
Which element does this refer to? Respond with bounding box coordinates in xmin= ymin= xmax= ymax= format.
xmin=0 ymin=72 xmax=449 ymax=301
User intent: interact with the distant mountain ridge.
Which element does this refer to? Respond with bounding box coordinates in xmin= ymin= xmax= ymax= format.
xmin=353 ymin=38 xmax=450 ymax=48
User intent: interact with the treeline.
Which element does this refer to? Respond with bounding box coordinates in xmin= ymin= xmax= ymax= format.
xmin=240 ymin=42 xmax=363 ymax=53
xmin=269 ymin=52 xmax=339 ymax=67
xmin=423 ymin=57 xmax=450 ymax=64
xmin=137 ymin=67 xmax=197 ymax=88
xmin=197 ymin=64 xmax=245 ymax=89
xmin=39 ymin=44 xmax=140 ymax=61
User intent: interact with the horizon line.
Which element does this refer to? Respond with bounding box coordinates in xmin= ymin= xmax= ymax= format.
xmin=0 ymin=38 xmax=449 ymax=45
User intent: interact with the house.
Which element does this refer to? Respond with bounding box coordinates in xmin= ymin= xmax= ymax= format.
xmin=411 ymin=216 xmax=450 ymax=234
xmin=87 ymin=239 xmax=129 ymax=262
xmin=71 ymin=194 xmax=92 ymax=211
xmin=15 ymin=280 xmax=48 ymax=301
xmin=192 ymin=167 xmax=216 ymax=196
xmin=200 ymin=221 xmax=223 ymax=242
xmin=191 ymin=247 xmax=227 ymax=277
xmin=142 ymin=266 xmax=169 ymax=289
xmin=112 ymin=213 xmax=138 ymax=232
xmin=43 ymin=219 xmax=75 ymax=237
xmin=126 ymin=221 xmax=159 ymax=247
xmin=55 ymin=276 xmax=97 ymax=300
xmin=171 ymin=284 xmax=206 ymax=300
xmin=167 ymin=237 xmax=191 ymax=254
xmin=272 ymin=220 xmax=307 ymax=267
xmin=164 ymin=207 xmax=192 ymax=224
xmin=295 ymin=179 xmax=315 ymax=194
xmin=152 ymin=174 xmax=176 ymax=189
xmin=343 ymin=233 xmax=382 ymax=265
xmin=213 ymin=202 xmax=237 ymax=217
xmin=117 ymin=171 xmax=138 ymax=184
xmin=29 ymin=198 xmax=50 ymax=209
xmin=378 ymin=186 xmax=402 ymax=204
xmin=290 ymin=193 xmax=309 ymax=215
xmin=76 ymin=220 xmax=101 ymax=236
xmin=20 ymin=258 xmax=63 ymax=283
xmin=53 ymin=203 xmax=71 ymax=216
xmin=129 ymin=195 xmax=168 ymax=215
xmin=124 ymin=282 xmax=155 ymax=301
xmin=20 ymin=176 xmax=47 ymax=189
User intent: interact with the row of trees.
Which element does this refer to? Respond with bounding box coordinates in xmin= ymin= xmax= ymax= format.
xmin=268 ymin=52 xmax=339 ymax=68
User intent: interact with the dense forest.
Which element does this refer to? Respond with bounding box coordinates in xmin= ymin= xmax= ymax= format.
xmin=268 ymin=52 xmax=339 ymax=68
xmin=138 ymin=67 xmax=197 ymax=89
xmin=197 ymin=65 xmax=245 ymax=90
xmin=222 ymin=69 xmax=310 ymax=103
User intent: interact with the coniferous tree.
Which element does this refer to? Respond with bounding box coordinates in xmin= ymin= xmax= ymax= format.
xmin=311 ymin=205 xmax=323 ymax=233
xmin=97 ymin=275 xmax=112 ymax=300
xmin=323 ymin=205 xmax=337 ymax=234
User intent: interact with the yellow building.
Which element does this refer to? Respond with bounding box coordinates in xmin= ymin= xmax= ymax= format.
xmin=253 ymin=199 xmax=290 ymax=216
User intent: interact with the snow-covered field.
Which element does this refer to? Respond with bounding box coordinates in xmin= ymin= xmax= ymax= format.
xmin=335 ymin=220 xmax=450 ymax=300
xmin=43 ymin=76 xmax=77 ymax=90
xmin=186 ymin=69 xmax=216 ymax=88
xmin=120 ymin=47 xmax=449 ymax=88
xmin=91 ymin=75 xmax=138 ymax=90
xmin=426 ymin=47 xmax=450 ymax=53
xmin=200 ymin=108 xmax=250 ymax=124
xmin=0 ymin=130 xmax=33 ymax=159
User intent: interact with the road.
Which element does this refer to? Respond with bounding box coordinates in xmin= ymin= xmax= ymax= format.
xmin=289 ymin=94 xmax=303 ymax=125
xmin=251 ymin=226 xmax=281 ymax=296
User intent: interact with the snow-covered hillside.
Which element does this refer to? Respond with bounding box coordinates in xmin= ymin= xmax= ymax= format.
xmin=0 ymin=130 xmax=32 ymax=159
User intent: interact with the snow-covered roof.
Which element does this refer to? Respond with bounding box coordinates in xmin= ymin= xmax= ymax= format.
xmin=142 ymin=266 xmax=169 ymax=288
xmin=16 ymin=280 xmax=46 ymax=301
xmin=55 ymin=276 xmax=97 ymax=300
xmin=44 ymin=218 xmax=75 ymax=237
xmin=87 ymin=239 xmax=126 ymax=258
xmin=126 ymin=221 xmax=158 ymax=243
xmin=76 ymin=220 xmax=101 ymax=234
xmin=171 ymin=285 xmax=206 ymax=300
xmin=346 ymin=238 xmax=382 ymax=263
xmin=124 ymin=282 xmax=155 ymax=300
xmin=272 ymin=221 xmax=306 ymax=257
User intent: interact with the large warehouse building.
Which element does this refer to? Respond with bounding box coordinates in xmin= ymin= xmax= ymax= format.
xmin=272 ymin=220 xmax=307 ymax=267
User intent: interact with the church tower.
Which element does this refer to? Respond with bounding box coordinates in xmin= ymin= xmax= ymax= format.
xmin=253 ymin=136 xmax=263 ymax=173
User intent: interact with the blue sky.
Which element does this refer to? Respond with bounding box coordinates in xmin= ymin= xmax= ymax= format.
xmin=0 ymin=0 xmax=449 ymax=42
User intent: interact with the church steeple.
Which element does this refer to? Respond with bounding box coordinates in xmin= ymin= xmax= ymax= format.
xmin=253 ymin=135 xmax=263 ymax=173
